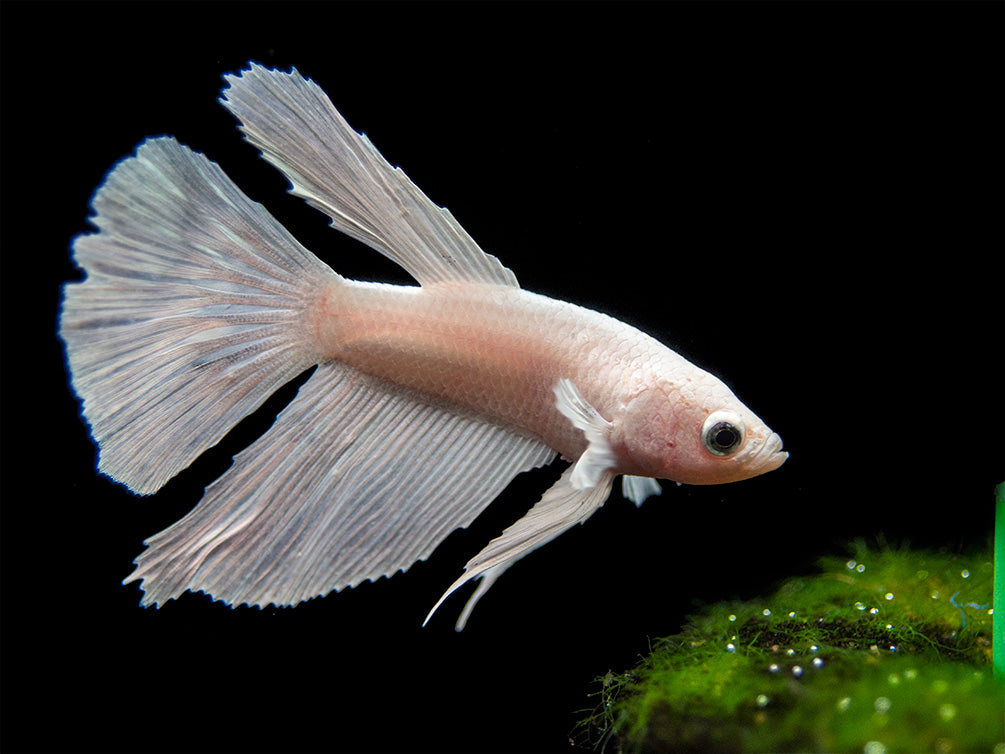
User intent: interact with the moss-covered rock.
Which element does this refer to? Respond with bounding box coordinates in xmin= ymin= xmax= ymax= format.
xmin=578 ymin=543 xmax=1003 ymax=753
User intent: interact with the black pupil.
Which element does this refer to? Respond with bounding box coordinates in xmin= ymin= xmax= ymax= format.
xmin=710 ymin=423 xmax=739 ymax=451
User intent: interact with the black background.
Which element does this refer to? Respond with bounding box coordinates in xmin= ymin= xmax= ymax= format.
xmin=2 ymin=2 xmax=1002 ymax=752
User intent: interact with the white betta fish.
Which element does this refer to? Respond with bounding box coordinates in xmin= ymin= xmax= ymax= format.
xmin=60 ymin=64 xmax=787 ymax=629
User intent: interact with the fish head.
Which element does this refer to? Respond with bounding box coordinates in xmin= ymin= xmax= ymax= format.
xmin=615 ymin=372 xmax=788 ymax=485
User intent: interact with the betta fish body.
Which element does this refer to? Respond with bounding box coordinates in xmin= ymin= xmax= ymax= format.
xmin=60 ymin=64 xmax=787 ymax=628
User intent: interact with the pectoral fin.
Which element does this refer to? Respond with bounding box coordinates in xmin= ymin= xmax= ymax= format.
xmin=552 ymin=378 xmax=617 ymax=489
xmin=426 ymin=464 xmax=616 ymax=630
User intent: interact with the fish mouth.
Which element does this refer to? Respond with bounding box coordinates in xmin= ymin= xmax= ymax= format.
xmin=744 ymin=431 xmax=788 ymax=476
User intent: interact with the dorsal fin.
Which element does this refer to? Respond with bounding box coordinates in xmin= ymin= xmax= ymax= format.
xmin=221 ymin=63 xmax=519 ymax=288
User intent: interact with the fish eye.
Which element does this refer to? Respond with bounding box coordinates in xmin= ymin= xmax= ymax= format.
xmin=702 ymin=411 xmax=744 ymax=456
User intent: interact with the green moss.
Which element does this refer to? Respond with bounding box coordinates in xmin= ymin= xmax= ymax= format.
xmin=578 ymin=543 xmax=1003 ymax=753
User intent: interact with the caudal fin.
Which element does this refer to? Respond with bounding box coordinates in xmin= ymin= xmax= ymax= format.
xmin=60 ymin=137 xmax=338 ymax=495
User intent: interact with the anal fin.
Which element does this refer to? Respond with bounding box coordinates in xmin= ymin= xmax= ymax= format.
xmin=124 ymin=362 xmax=555 ymax=609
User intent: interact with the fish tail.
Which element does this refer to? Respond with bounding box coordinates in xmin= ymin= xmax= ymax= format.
xmin=60 ymin=136 xmax=340 ymax=495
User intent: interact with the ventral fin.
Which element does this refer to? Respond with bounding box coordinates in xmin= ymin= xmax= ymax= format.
xmin=553 ymin=378 xmax=617 ymax=489
xmin=220 ymin=64 xmax=519 ymax=289
xmin=621 ymin=476 xmax=662 ymax=507
xmin=124 ymin=362 xmax=555 ymax=609
xmin=426 ymin=465 xmax=616 ymax=630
